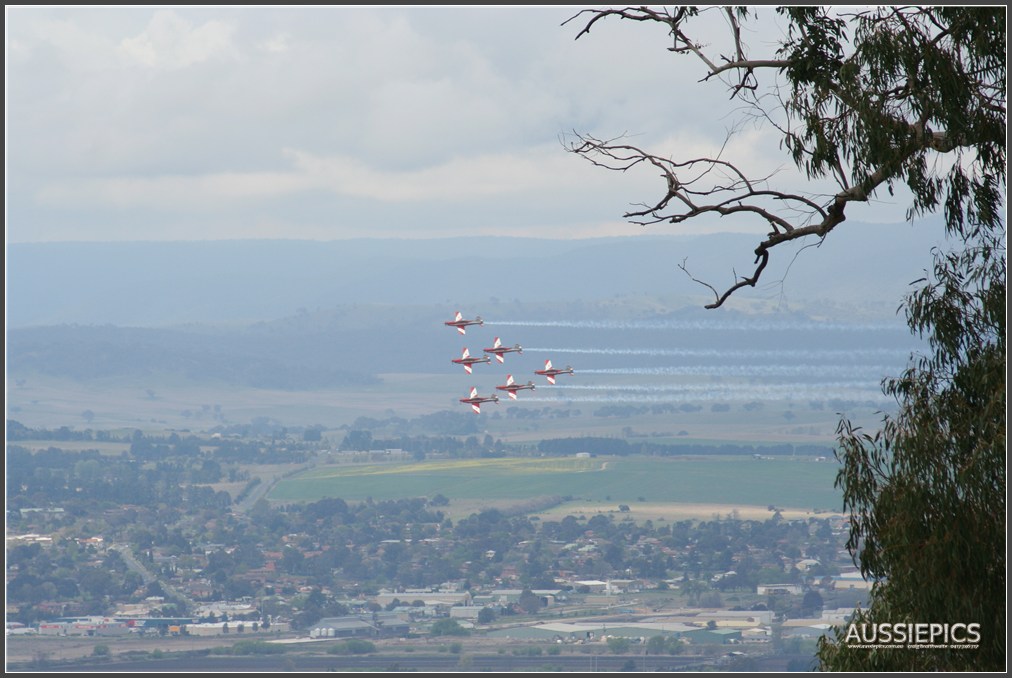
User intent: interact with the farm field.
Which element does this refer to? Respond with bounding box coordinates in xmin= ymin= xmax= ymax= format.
xmin=269 ymin=455 xmax=843 ymax=520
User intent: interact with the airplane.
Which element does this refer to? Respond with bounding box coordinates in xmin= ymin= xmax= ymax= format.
xmin=451 ymin=347 xmax=491 ymax=374
xmin=496 ymin=374 xmax=536 ymax=400
xmin=483 ymin=336 xmax=523 ymax=364
xmin=460 ymin=386 xmax=499 ymax=414
xmin=534 ymin=359 xmax=574 ymax=385
xmin=444 ymin=311 xmax=484 ymax=335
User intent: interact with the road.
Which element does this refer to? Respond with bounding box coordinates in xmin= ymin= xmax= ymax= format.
xmin=108 ymin=544 xmax=195 ymax=610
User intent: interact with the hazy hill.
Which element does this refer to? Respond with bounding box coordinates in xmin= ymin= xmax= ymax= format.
xmin=6 ymin=220 xmax=944 ymax=392
xmin=7 ymin=218 xmax=949 ymax=329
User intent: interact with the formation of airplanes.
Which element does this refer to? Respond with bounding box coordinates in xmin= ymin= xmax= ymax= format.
xmin=444 ymin=310 xmax=572 ymax=413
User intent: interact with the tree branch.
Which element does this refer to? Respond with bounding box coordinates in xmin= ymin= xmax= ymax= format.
xmin=564 ymin=6 xmax=1006 ymax=308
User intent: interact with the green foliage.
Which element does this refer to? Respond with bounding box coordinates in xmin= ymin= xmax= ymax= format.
xmin=229 ymin=640 xmax=286 ymax=655
xmin=606 ymin=636 xmax=631 ymax=654
xmin=646 ymin=635 xmax=685 ymax=655
xmin=511 ymin=646 xmax=543 ymax=656
xmin=780 ymin=8 xmax=1008 ymax=671
xmin=518 ymin=589 xmax=543 ymax=615
xmin=326 ymin=639 xmax=375 ymax=655
xmin=430 ymin=618 xmax=469 ymax=637
xmin=779 ymin=7 xmax=1005 ymax=225
xmin=818 ymin=222 xmax=1005 ymax=671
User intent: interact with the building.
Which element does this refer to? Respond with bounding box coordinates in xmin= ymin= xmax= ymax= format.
xmin=373 ymin=590 xmax=471 ymax=609
xmin=681 ymin=627 xmax=743 ymax=644
xmin=36 ymin=617 xmax=131 ymax=637
xmin=184 ymin=620 xmax=278 ymax=636
xmin=756 ymin=583 xmax=804 ymax=595
xmin=448 ymin=606 xmax=487 ymax=621
xmin=308 ymin=613 xmax=410 ymax=639
xmin=831 ymin=570 xmax=876 ymax=590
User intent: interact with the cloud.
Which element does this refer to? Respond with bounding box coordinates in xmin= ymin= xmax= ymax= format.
xmin=118 ymin=10 xmax=237 ymax=69
xmin=259 ymin=32 xmax=291 ymax=54
xmin=34 ymin=142 xmax=626 ymax=211
xmin=6 ymin=7 xmax=924 ymax=243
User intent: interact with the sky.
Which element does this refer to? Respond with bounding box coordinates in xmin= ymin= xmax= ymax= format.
xmin=6 ymin=5 xmax=923 ymax=244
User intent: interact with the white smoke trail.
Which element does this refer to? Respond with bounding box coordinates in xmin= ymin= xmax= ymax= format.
xmin=524 ymin=347 xmax=911 ymax=360
xmin=489 ymin=318 xmax=909 ymax=332
xmin=524 ymin=382 xmax=891 ymax=403
xmin=565 ymin=381 xmax=882 ymax=393
xmin=579 ymin=364 xmax=898 ymax=377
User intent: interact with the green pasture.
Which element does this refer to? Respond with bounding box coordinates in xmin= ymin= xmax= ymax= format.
xmin=269 ymin=455 xmax=842 ymax=511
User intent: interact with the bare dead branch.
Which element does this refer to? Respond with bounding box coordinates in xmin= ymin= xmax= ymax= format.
xmin=564 ymin=129 xmax=902 ymax=307
xmin=677 ymin=258 xmax=720 ymax=300
xmin=563 ymin=7 xmax=1003 ymax=309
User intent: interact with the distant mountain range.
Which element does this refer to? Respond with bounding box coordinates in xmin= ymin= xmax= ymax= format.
xmin=7 ymin=218 xmax=949 ymax=329
xmin=6 ymin=221 xmax=945 ymax=390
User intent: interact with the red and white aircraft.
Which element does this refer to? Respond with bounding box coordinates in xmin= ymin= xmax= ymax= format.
xmin=460 ymin=386 xmax=499 ymax=414
xmin=483 ymin=336 xmax=523 ymax=364
xmin=534 ymin=359 xmax=574 ymax=385
xmin=496 ymin=374 xmax=536 ymax=400
xmin=451 ymin=348 xmax=491 ymax=374
xmin=444 ymin=311 xmax=484 ymax=335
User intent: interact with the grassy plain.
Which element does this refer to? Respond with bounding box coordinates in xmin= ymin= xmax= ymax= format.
xmin=10 ymin=372 xmax=861 ymax=523
xmin=270 ymin=455 xmax=843 ymax=521
xmin=6 ymin=371 xmax=869 ymax=444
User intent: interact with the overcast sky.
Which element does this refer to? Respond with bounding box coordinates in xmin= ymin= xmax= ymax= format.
xmin=6 ymin=6 xmax=921 ymax=244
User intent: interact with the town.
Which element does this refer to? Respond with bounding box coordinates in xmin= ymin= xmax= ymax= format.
xmin=5 ymin=420 xmax=871 ymax=671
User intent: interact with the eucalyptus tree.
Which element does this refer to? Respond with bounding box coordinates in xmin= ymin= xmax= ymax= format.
xmin=566 ymin=7 xmax=1005 ymax=671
